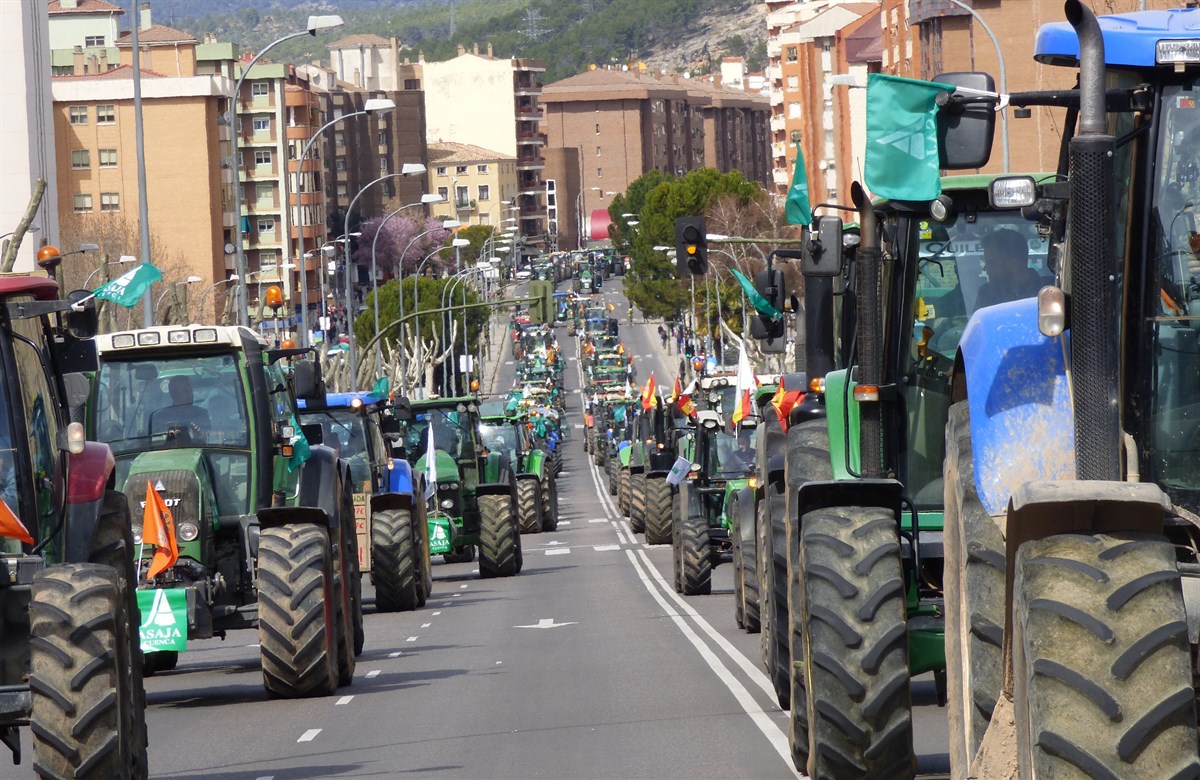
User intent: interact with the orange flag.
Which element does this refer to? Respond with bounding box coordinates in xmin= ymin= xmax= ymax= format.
xmin=0 ymin=498 xmax=34 ymax=546
xmin=641 ymin=372 xmax=656 ymax=411
xmin=143 ymin=481 xmax=178 ymax=579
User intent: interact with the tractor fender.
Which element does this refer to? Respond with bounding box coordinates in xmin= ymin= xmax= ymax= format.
xmin=385 ymin=457 xmax=414 ymax=497
xmin=258 ymin=506 xmax=332 ymax=530
xmin=371 ymin=492 xmax=415 ymax=514
xmin=957 ymin=298 xmax=1074 ymax=516
xmin=294 ymin=444 xmax=347 ymax=533
xmin=786 ymin=392 xmax=825 ymax=429
xmin=795 ymin=478 xmax=904 ymax=530
xmin=646 ymin=450 xmax=675 ymax=474
xmin=63 ymin=441 xmax=118 ymax=561
xmin=524 ymin=449 xmax=547 ymax=480
xmin=765 ymin=452 xmax=786 ymax=486
xmin=477 ymin=457 xmax=515 ymax=498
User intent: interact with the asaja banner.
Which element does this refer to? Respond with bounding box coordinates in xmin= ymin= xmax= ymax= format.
xmin=429 ymin=516 xmax=453 ymax=555
xmin=137 ymin=588 xmax=187 ymax=652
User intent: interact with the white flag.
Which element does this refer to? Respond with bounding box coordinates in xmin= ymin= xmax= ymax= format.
xmin=424 ymin=424 xmax=437 ymax=500
xmin=665 ymin=456 xmax=691 ymax=486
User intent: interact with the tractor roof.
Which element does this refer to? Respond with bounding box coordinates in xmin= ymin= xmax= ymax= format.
xmin=1035 ymin=8 xmax=1200 ymax=68
xmin=297 ymin=391 xmax=385 ymax=411
xmin=0 ymin=274 xmax=59 ymax=301
xmin=95 ymin=324 xmax=264 ymax=355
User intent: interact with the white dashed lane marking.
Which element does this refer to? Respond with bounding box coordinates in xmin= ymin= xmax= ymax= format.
xmin=297 ymin=729 xmax=321 ymax=743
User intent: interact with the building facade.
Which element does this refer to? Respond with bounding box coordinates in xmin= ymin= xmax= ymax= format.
xmin=47 ymin=0 xmax=123 ymax=77
xmin=427 ymin=142 xmax=518 ymax=229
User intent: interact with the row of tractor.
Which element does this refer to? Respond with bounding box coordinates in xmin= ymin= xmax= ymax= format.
xmin=660 ymin=5 xmax=1200 ymax=778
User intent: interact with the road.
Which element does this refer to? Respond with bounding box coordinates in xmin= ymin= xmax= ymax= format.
xmin=16 ymin=277 xmax=948 ymax=779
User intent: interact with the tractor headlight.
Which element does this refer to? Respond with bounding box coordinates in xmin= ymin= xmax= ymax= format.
xmin=444 ymin=482 xmax=460 ymax=491
xmin=177 ymin=521 xmax=200 ymax=542
xmin=440 ymin=499 xmax=455 ymax=509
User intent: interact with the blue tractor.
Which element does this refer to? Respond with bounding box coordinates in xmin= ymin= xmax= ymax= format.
xmin=937 ymin=3 xmax=1200 ymax=776
xmin=298 ymin=392 xmax=432 ymax=613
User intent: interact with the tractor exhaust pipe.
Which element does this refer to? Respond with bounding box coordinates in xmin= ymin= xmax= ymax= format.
xmin=1064 ymin=0 xmax=1121 ymax=481
xmin=851 ymin=181 xmax=883 ymax=479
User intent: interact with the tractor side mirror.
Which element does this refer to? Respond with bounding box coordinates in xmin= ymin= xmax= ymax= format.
xmin=392 ymin=397 xmax=413 ymax=422
xmin=65 ymin=289 xmax=99 ymax=339
xmin=291 ymin=360 xmax=325 ymax=402
xmin=802 ymin=216 xmax=845 ymax=277
xmin=301 ymin=423 xmax=324 ymax=445
xmin=935 ymin=71 xmax=996 ymax=170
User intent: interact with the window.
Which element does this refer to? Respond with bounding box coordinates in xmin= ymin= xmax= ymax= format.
xmin=378 ymin=131 xmax=387 ymax=145
xmin=596 ymin=146 xmax=602 ymax=157
xmin=335 ymin=132 xmax=345 ymax=148
xmin=84 ymin=35 xmax=105 ymax=47
xmin=455 ymin=185 xmax=469 ymax=204
xmin=456 ymin=165 xmax=468 ymax=175
xmin=336 ymin=184 xmax=348 ymax=198
xmin=68 ymin=106 xmax=88 ymax=125
xmin=259 ymin=251 xmax=277 ymax=268
xmin=254 ymin=150 xmax=271 ymax=166
xmin=256 ymin=183 xmax=272 ymax=201
xmin=786 ymin=46 xmax=798 ymax=63
xmin=547 ymin=194 xmax=556 ymax=206
xmin=10 ymin=315 xmax=62 ymax=527
xmin=438 ymin=186 xmax=449 ymax=201
xmin=73 ymin=194 xmax=93 ymax=212
xmin=100 ymin=192 xmax=119 ymax=212
xmin=98 ymin=149 xmax=117 ymax=167
xmin=71 ymin=149 xmax=90 ymax=169
xmin=597 ymin=168 xmax=602 ymax=178
xmin=595 ymin=123 xmax=600 ymax=134
xmin=380 ymin=157 xmax=388 ymax=173
xmin=257 ymin=218 xmax=275 ymax=234
xmin=251 ymin=82 xmax=269 ymax=97
xmin=96 ymin=104 xmax=115 ymax=124
xmin=335 ymin=158 xmax=346 ymax=172
xmin=478 ymin=185 xmax=490 ymax=201
xmin=436 ymin=166 xmax=447 ymax=176
xmin=253 ymin=117 xmax=270 ymax=132
xmin=788 ymin=102 xmax=801 ymax=119
xmin=787 ymin=75 xmax=799 ymax=91
xmin=476 ymin=164 xmax=488 ymax=174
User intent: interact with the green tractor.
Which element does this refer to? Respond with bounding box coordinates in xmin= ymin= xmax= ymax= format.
xmin=623 ymin=394 xmax=679 ymax=545
xmin=297 ymin=392 xmax=433 ymax=613
xmin=89 ymin=325 xmax=363 ymax=698
xmin=671 ymin=410 xmax=759 ymax=595
xmin=479 ymin=403 xmax=558 ymax=534
xmin=399 ymin=397 xmax=522 ymax=577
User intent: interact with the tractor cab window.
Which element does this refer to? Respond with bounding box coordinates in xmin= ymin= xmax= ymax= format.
xmin=479 ymin=423 xmax=518 ymax=466
xmin=711 ymin=427 xmax=757 ymax=477
xmin=1142 ymin=82 xmax=1200 ymax=504
xmin=301 ymin=408 xmax=370 ymax=485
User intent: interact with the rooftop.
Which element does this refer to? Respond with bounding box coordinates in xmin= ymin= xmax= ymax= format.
xmin=428 ymin=141 xmax=515 ymax=164
xmin=53 ymin=63 xmax=167 ymax=80
xmin=116 ymin=24 xmax=197 ymax=46
xmin=329 ymin=33 xmax=391 ymax=49
xmin=47 ymin=0 xmax=124 ymax=15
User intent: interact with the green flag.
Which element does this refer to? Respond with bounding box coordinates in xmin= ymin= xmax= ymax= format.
xmin=92 ymin=262 xmax=162 ymax=308
xmin=731 ymin=268 xmax=782 ymax=320
xmin=372 ymin=376 xmax=389 ymax=396
xmin=864 ymin=74 xmax=955 ymax=201
xmin=785 ymin=143 xmax=812 ymax=226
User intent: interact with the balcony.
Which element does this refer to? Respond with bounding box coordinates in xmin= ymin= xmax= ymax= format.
xmin=769 ymin=114 xmax=786 ymax=132
xmin=517 ymin=130 xmax=547 ymax=146
xmin=455 ymin=199 xmax=476 ymax=212
xmin=516 ymin=155 xmax=545 ymax=170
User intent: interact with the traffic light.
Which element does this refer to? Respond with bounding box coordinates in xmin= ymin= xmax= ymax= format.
xmin=674 ymin=216 xmax=708 ymax=276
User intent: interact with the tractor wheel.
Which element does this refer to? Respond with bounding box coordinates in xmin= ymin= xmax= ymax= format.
xmin=414 ymin=508 xmax=433 ymax=608
xmin=734 ymin=488 xmax=760 ymax=633
xmin=30 ymin=563 xmax=147 ymax=780
xmin=759 ymin=491 xmax=790 ymax=710
xmin=799 ymin=506 xmax=913 ymax=779
xmin=335 ymin=482 xmax=358 ymax=685
xmin=671 ymin=488 xmax=685 ymax=593
xmin=785 ymin=420 xmax=832 ymax=769
xmin=679 ymin=491 xmax=712 ymax=596
xmin=372 ymin=509 xmax=419 ymax=613
xmin=943 ymin=401 xmax=1005 ymax=774
xmin=541 ymin=477 xmax=559 ymax=532
xmin=258 ymin=525 xmax=339 ymax=698
xmin=479 ymin=494 xmax=520 ymax=578
xmin=143 ymin=651 xmax=179 ymax=676
xmin=618 ymin=468 xmax=631 ymax=516
xmin=732 ymin=492 xmax=746 ymax=629
xmin=643 ymin=478 xmax=673 ymax=545
xmin=606 ymin=456 xmax=618 ymax=494
xmin=516 ymin=478 xmax=543 ymax=534
xmin=629 ymin=473 xmax=647 ymax=533
xmin=1013 ymin=533 xmax=1200 ymax=778
xmin=443 ymin=544 xmax=475 ymax=564
xmin=757 ymin=492 xmax=774 ymax=670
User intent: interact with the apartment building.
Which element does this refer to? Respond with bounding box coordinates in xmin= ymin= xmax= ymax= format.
xmin=427 ymin=142 xmax=518 ymax=228
xmin=696 ymin=81 xmax=772 ymax=188
xmin=47 ymin=0 xmax=122 ymax=77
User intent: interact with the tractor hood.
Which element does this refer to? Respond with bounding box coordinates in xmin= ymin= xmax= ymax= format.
xmin=415 ymin=450 xmax=461 ymax=482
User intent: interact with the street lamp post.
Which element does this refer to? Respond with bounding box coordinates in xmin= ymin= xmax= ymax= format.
xmin=290 ymin=98 xmax=395 ymax=348
xmin=154 ymin=276 xmax=202 ymax=323
xmin=197 ymin=275 xmax=238 ymax=323
xmin=227 ymin=15 xmax=345 ymax=329
xmin=83 ymin=255 xmax=136 ymax=288
xmin=440 ymin=267 xmax=482 ymax=396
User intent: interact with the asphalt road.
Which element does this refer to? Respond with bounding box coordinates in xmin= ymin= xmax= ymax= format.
xmin=14 ymin=276 xmax=949 ymax=779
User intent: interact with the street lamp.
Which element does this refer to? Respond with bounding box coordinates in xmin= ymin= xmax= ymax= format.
xmin=154 ymin=275 xmax=202 ymax=323
xmin=83 ymin=254 xmax=136 ymax=288
xmin=289 ymin=97 xmax=396 ymax=347
xmin=227 ymin=14 xmax=345 ymax=329
xmin=197 ymin=275 xmax=238 ymax=323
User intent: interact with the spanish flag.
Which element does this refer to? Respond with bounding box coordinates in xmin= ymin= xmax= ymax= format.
xmin=677 ymin=379 xmax=697 ymax=417
xmin=641 ymin=372 xmax=656 ymax=411
xmin=143 ymin=481 xmax=179 ymax=579
xmin=670 ymin=376 xmax=682 ymax=403
xmin=770 ymin=384 xmax=805 ymax=433
xmin=0 ymin=497 xmax=33 ymax=546
xmin=731 ymin=349 xmax=759 ymax=426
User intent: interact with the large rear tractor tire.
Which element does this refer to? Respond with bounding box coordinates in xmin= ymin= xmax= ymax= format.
xmin=372 ymin=509 xmax=420 ymax=613
xmin=629 ymin=473 xmax=647 ymax=533
xmin=257 ymin=525 xmax=339 ymax=698
xmin=541 ymin=477 xmax=559 ymax=532
xmin=618 ymin=468 xmax=631 ymax=517
xmin=606 ymin=455 xmax=618 ymax=495
xmin=479 ymin=494 xmax=520 ymax=578
xmin=443 ymin=544 xmax=475 ymax=564
xmin=678 ymin=493 xmax=712 ymax=596
xmin=30 ymin=563 xmax=147 ymax=780
xmin=942 ymin=401 xmax=1005 ymax=774
xmin=733 ymin=488 xmax=760 ymax=633
xmin=785 ymin=420 xmax=833 ymax=769
xmin=760 ymin=487 xmax=790 ymax=710
xmin=799 ymin=506 xmax=914 ymax=779
xmin=516 ymin=478 xmax=543 ymax=535
xmin=643 ymin=478 xmax=673 ymax=545
xmin=1013 ymin=533 xmax=1200 ymax=778
xmin=335 ymin=484 xmax=358 ymax=685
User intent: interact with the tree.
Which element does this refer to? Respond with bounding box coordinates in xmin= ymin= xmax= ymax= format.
xmin=353 ymin=215 xmax=450 ymax=277
xmin=455 ymin=224 xmax=497 ymax=266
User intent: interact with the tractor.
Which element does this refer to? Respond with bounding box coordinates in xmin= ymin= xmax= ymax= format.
xmin=297 ymin=392 xmax=432 ymax=613
xmin=89 ymin=325 xmax=363 ymax=697
xmin=671 ymin=410 xmax=758 ymax=595
xmin=0 ymin=276 xmax=147 ymax=777
xmin=398 ymin=397 xmax=522 ymax=577
xmin=934 ymin=4 xmax=1200 ymax=776
xmin=479 ymin=402 xmax=558 ymax=534
xmin=627 ymin=393 xmax=683 ymax=546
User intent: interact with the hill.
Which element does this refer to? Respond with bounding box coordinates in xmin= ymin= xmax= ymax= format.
xmin=143 ymin=0 xmax=766 ymax=82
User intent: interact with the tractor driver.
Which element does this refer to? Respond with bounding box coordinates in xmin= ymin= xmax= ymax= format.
xmin=729 ymin=433 xmax=756 ymax=473
xmin=975 ymin=228 xmax=1044 ymax=309
xmin=153 ymin=376 xmax=211 ymax=443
